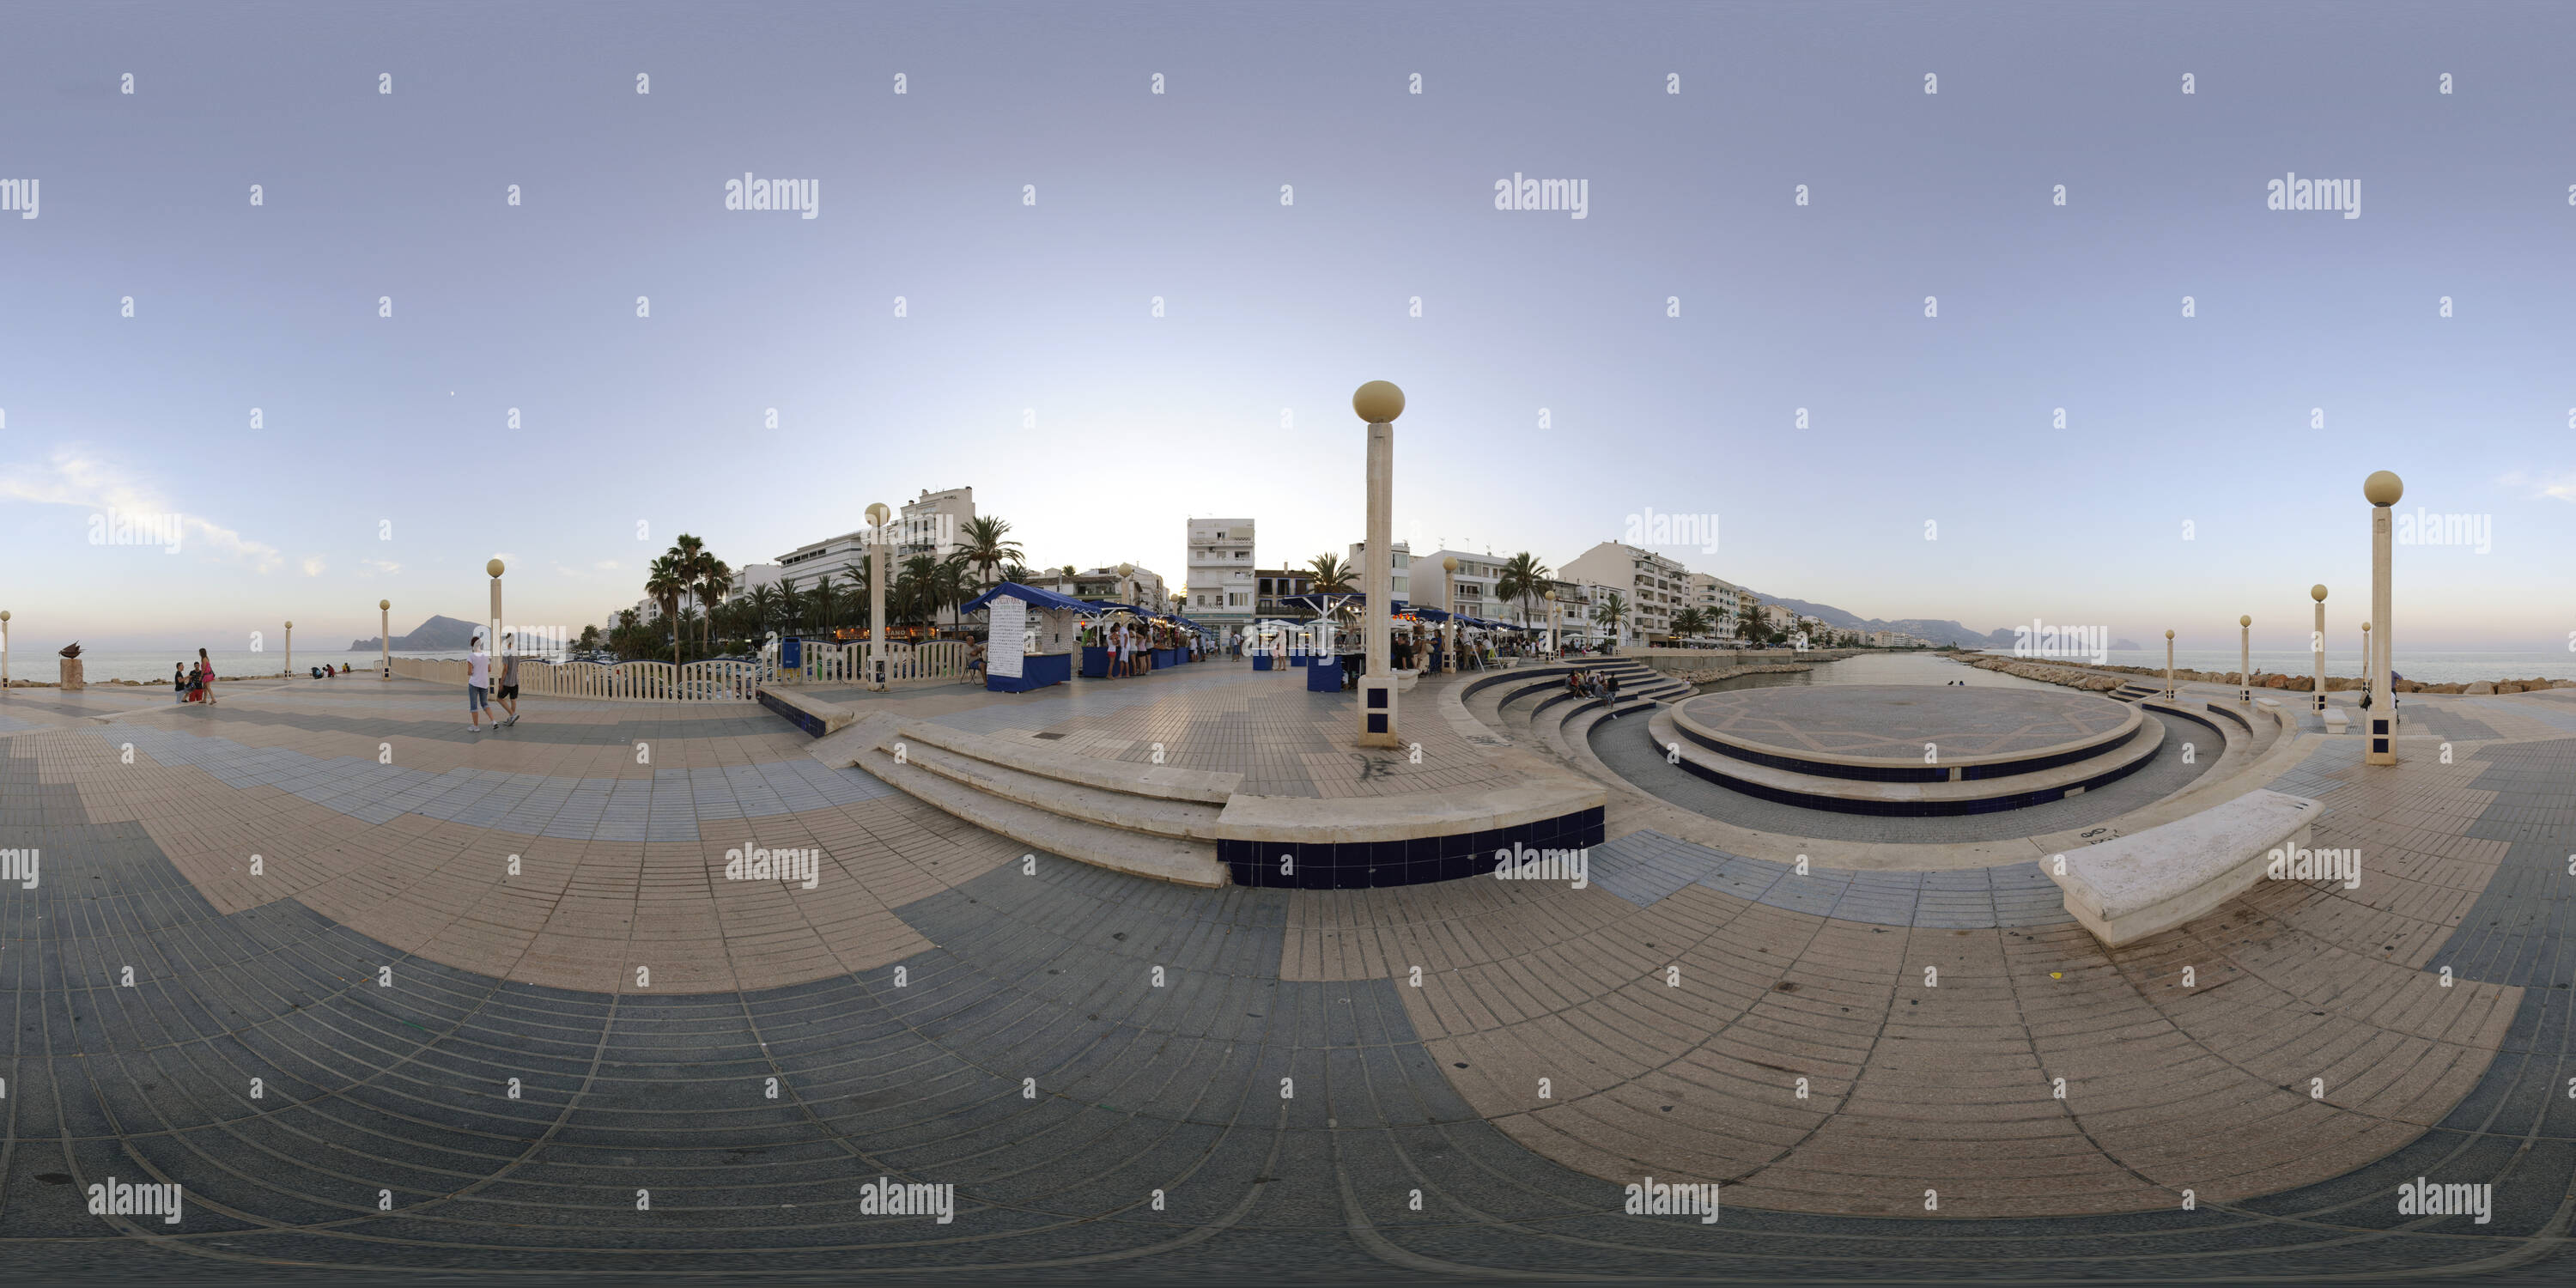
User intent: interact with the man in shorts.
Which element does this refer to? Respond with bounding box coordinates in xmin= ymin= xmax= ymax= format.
xmin=495 ymin=632 xmax=523 ymax=726
xmin=466 ymin=629 xmax=501 ymax=733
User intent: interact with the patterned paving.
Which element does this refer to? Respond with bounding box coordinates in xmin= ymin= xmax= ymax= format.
xmin=1679 ymin=684 xmax=2136 ymax=763
xmin=4 ymin=673 xmax=2576 ymax=1278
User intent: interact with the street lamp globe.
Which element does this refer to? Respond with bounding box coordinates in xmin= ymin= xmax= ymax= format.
xmin=2311 ymin=585 xmax=2327 ymax=602
xmin=1352 ymin=380 xmax=1406 ymax=423
xmin=2363 ymin=471 xmax=2404 ymax=506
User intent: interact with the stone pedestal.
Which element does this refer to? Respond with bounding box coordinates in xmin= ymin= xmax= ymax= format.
xmin=60 ymin=658 xmax=85 ymax=690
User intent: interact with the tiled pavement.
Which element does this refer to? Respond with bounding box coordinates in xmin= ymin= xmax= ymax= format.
xmin=4 ymin=673 xmax=2575 ymax=1279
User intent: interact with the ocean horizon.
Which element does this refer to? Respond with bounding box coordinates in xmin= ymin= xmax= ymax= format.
xmin=1977 ymin=647 xmax=2573 ymax=686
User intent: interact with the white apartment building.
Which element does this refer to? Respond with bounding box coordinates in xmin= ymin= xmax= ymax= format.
xmin=1560 ymin=542 xmax=1689 ymax=647
xmin=1684 ymin=572 xmax=1743 ymax=639
xmin=1186 ymin=519 xmax=1256 ymax=629
xmin=1346 ymin=539 xmax=1411 ymax=605
xmin=775 ymin=486 xmax=978 ymax=591
xmin=1417 ymin=550 xmax=1505 ymax=619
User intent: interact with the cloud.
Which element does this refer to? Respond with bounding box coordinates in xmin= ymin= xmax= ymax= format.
xmin=301 ymin=556 xmax=327 ymax=576
xmin=361 ymin=558 xmax=402 ymax=574
xmin=0 ymin=447 xmax=283 ymax=571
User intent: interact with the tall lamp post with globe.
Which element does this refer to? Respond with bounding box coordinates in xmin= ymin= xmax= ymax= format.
xmin=2310 ymin=585 xmax=2328 ymax=714
xmin=1353 ymin=380 xmax=1404 ymax=748
xmin=2363 ymin=471 xmax=2402 ymax=765
xmin=380 ymin=599 xmax=392 ymax=679
xmin=2238 ymin=615 xmax=2251 ymax=704
xmin=866 ymin=501 xmax=890 ymax=691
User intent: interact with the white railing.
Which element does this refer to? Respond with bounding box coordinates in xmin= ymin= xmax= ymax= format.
xmin=761 ymin=639 xmax=972 ymax=686
xmin=388 ymin=656 xmax=756 ymax=702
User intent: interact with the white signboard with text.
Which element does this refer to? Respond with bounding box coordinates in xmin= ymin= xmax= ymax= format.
xmin=989 ymin=597 xmax=1027 ymax=678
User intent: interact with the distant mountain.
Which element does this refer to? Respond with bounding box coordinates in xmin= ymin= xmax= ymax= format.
xmin=1739 ymin=592 xmax=2008 ymax=648
xmin=2110 ymin=638 xmax=2143 ymax=651
xmin=349 ymin=614 xmax=478 ymax=651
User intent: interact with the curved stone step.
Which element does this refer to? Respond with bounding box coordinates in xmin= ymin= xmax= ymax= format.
xmin=856 ymin=746 xmax=1228 ymax=887
xmin=1643 ymin=706 xmax=2166 ymax=815
xmin=892 ymin=720 xmax=1240 ymax=802
xmin=898 ymin=740 xmax=1229 ymax=841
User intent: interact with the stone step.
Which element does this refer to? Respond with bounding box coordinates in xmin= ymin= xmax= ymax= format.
xmin=890 ymin=720 xmax=1242 ymax=802
xmin=855 ymin=745 xmax=1229 ymax=888
xmin=1644 ymin=705 xmax=2165 ymax=814
xmin=897 ymin=739 xmax=1229 ymax=841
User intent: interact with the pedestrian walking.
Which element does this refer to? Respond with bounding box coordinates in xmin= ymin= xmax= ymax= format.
xmin=465 ymin=629 xmax=501 ymax=732
xmin=495 ymin=632 xmax=523 ymax=726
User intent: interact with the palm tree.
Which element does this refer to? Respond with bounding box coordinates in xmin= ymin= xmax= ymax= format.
xmin=1592 ymin=592 xmax=1629 ymax=652
xmin=744 ymin=584 xmax=780 ymax=637
xmin=775 ymin=577 xmax=805 ymax=634
xmin=645 ymin=556 xmax=690 ymax=667
xmin=1494 ymin=552 xmax=1551 ymax=629
xmin=1305 ymin=553 xmax=1354 ymax=596
xmin=956 ymin=515 xmax=1025 ymax=593
xmin=808 ymin=573 xmax=840 ymax=635
xmin=695 ymin=558 xmax=732 ymax=652
xmin=1670 ymin=605 xmax=1710 ymax=644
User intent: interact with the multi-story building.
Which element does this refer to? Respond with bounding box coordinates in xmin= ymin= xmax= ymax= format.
xmin=1683 ymin=572 xmax=1743 ymax=640
xmin=1345 ymin=539 xmax=1411 ymax=605
xmin=1415 ymin=550 xmax=1518 ymax=623
xmin=1560 ymin=542 xmax=1689 ymax=647
xmin=1255 ymin=569 xmax=1317 ymax=619
xmin=1186 ymin=519 xmax=1256 ymax=630
xmin=774 ymin=486 xmax=978 ymax=591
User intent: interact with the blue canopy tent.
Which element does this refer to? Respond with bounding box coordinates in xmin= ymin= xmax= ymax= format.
xmin=959 ymin=581 xmax=1089 ymax=691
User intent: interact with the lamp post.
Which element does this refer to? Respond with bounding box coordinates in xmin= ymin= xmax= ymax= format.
xmin=2163 ymin=629 xmax=2176 ymax=700
xmin=866 ymin=502 xmax=890 ymax=690
xmin=486 ymin=559 xmax=506 ymax=654
xmin=1441 ymin=556 xmax=1459 ymax=673
xmin=1119 ymin=562 xmax=1136 ymax=609
xmin=1354 ymin=380 xmax=1404 ymax=748
xmin=1 ymin=610 xmax=9 ymax=689
xmin=285 ymin=620 xmax=293 ymax=678
xmin=1543 ymin=589 xmax=1556 ymax=659
xmin=2310 ymin=585 xmax=2327 ymax=714
xmin=2365 ymin=471 xmax=2401 ymax=763
xmin=380 ymin=599 xmax=392 ymax=679
xmin=2238 ymin=615 xmax=2251 ymax=704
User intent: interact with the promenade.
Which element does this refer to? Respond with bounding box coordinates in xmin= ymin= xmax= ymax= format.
xmin=3 ymin=660 xmax=2573 ymax=1279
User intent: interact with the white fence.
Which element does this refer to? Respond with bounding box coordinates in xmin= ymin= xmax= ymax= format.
xmin=771 ymin=640 xmax=969 ymax=686
xmin=390 ymin=656 xmax=757 ymax=702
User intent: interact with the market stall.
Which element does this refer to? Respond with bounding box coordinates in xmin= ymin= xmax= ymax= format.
xmin=963 ymin=582 xmax=1089 ymax=692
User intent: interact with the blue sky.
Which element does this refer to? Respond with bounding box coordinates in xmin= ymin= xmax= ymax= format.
xmin=3 ymin=1 xmax=2572 ymax=654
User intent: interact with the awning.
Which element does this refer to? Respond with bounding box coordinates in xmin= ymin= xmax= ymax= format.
xmin=962 ymin=582 xmax=1095 ymax=615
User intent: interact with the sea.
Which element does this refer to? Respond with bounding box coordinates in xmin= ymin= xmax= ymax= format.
xmin=1975 ymin=648 xmax=2573 ymax=686
xmin=16 ymin=648 xmax=470 ymax=685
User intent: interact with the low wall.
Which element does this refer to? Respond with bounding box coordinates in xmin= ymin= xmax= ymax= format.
xmin=1626 ymin=647 xmax=1861 ymax=677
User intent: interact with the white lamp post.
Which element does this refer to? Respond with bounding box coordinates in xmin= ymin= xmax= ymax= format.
xmin=1354 ymin=380 xmax=1404 ymax=747
xmin=1 ymin=610 xmax=9 ymax=689
xmin=487 ymin=559 xmax=506 ymax=652
xmin=380 ymin=599 xmax=392 ymax=678
xmin=2238 ymin=615 xmax=2251 ymax=704
xmin=1543 ymin=589 xmax=1556 ymax=658
xmin=2310 ymin=585 xmax=2327 ymax=714
xmin=867 ymin=502 xmax=890 ymax=690
xmin=2163 ymin=629 xmax=2176 ymax=700
xmin=2364 ymin=471 xmax=2402 ymax=763
xmin=1441 ymin=556 xmax=1459 ymax=672
xmin=285 ymin=620 xmax=294 ymax=677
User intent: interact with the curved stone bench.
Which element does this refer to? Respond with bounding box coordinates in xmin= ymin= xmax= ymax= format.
xmin=2046 ymin=787 xmax=2322 ymax=947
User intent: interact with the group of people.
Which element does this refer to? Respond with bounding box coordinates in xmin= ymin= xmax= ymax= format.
xmin=1093 ymin=619 xmax=1191 ymax=678
xmin=308 ymin=663 xmax=345 ymax=679
xmin=1564 ymin=665 xmax=1625 ymax=714
xmin=465 ymin=629 xmax=522 ymax=733
xmin=172 ymin=647 xmax=220 ymax=704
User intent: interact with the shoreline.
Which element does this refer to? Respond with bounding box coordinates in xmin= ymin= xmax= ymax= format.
xmin=1944 ymin=649 xmax=2574 ymax=696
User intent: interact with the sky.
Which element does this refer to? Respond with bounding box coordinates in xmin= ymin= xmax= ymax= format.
xmin=3 ymin=0 xmax=2573 ymax=655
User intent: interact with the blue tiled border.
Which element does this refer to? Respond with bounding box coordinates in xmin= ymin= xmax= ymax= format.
xmin=1220 ymin=805 xmax=1606 ymax=890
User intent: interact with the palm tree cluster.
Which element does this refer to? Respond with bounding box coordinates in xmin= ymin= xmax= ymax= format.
xmin=597 ymin=517 xmax=1034 ymax=663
